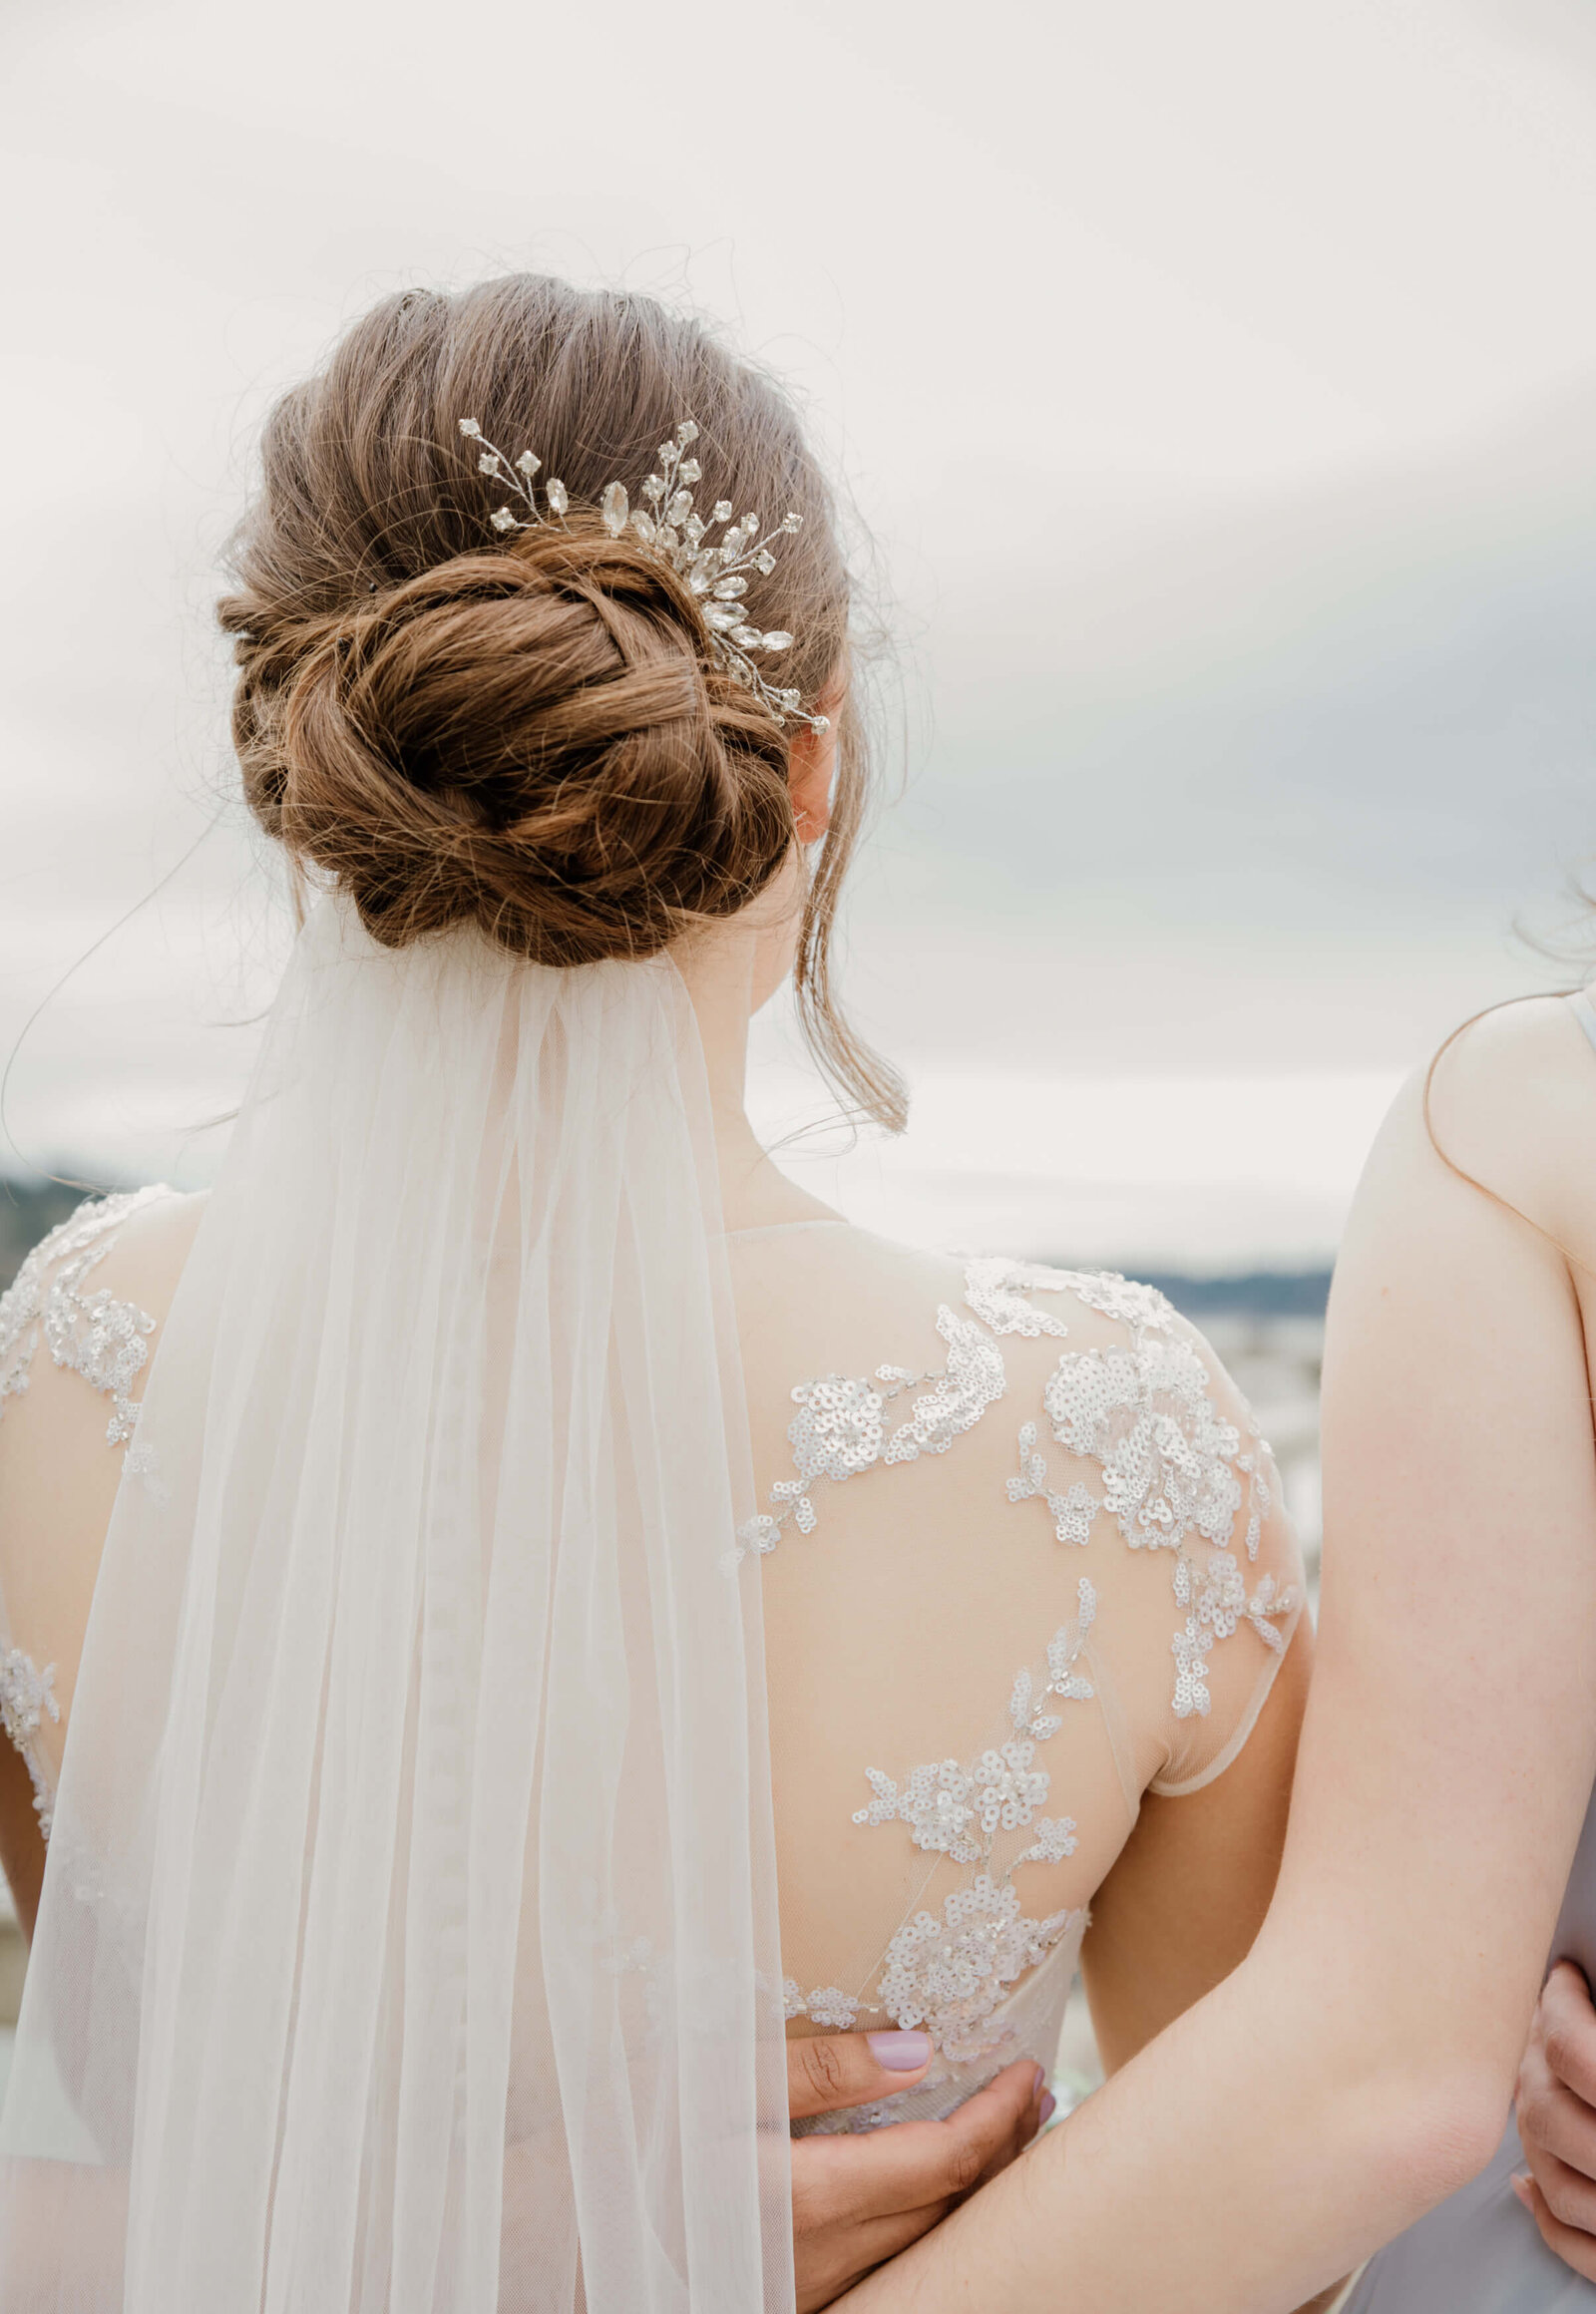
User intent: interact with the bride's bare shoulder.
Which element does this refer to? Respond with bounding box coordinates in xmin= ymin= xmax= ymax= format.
xmin=726 ymin=1220 xmax=1140 ymax=1365
xmin=85 ymin=1183 xmax=208 ymax=1306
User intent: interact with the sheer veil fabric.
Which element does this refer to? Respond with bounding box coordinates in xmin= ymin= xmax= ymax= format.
xmin=0 ymin=900 xmax=794 ymax=2312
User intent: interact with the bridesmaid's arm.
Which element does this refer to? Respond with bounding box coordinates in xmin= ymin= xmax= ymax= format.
xmin=843 ymin=1042 xmax=1596 ymax=2313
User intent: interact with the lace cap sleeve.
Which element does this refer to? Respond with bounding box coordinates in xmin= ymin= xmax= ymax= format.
xmin=0 ymin=1187 xmax=173 ymax=1445
xmin=1145 ymin=1328 xmax=1306 ymax=1798
xmin=998 ymin=1267 xmax=1305 ymax=1799
xmin=0 ymin=1186 xmax=177 ymax=1839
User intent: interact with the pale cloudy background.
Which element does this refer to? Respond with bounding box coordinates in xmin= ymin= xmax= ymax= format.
xmin=4 ymin=0 xmax=1596 ymax=1270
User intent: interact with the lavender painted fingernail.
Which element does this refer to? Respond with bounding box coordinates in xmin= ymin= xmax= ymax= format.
xmin=868 ymin=2030 xmax=932 ymax=2071
xmin=1031 ymin=2066 xmax=1045 ymax=2097
xmin=1038 ymin=2092 xmax=1057 ymax=2125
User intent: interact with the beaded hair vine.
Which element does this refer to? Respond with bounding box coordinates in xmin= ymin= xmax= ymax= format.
xmin=457 ymin=417 xmax=830 ymax=734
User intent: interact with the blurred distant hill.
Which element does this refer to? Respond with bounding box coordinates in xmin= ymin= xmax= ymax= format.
xmin=1135 ymin=1268 xmax=1332 ymax=1319
xmin=0 ymin=1175 xmax=1335 ymax=1323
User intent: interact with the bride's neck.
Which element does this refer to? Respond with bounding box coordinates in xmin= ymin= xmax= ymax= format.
xmin=673 ymin=919 xmax=841 ymax=1236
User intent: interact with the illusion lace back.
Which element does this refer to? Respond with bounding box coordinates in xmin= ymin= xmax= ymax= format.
xmin=733 ymin=1220 xmax=1302 ymax=2125
xmin=0 ymin=1192 xmax=1304 ymax=2146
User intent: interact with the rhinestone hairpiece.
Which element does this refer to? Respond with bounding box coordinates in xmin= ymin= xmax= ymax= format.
xmin=457 ymin=417 xmax=829 ymax=734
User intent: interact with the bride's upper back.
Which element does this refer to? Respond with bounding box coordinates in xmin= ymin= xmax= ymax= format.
xmin=729 ymin=1216 xmax=1301 ymax=2062
xmin=0 ymin=1185 xmax=1303 ymax=2072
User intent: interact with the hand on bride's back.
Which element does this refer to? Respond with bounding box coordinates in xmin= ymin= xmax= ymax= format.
xmin=1514 ymin=1960 xmax=1596 ymax=2277
xmin=787 ymin=2033 xmax=1048 ymax=2311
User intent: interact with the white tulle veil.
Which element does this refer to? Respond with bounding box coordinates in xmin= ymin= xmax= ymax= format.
xmin=0 ymin=898 xmax=794 ymax=2311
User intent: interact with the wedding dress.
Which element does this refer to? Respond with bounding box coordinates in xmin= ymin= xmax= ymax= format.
xmin=0 ymin=903 xmax=1305 ymax=2307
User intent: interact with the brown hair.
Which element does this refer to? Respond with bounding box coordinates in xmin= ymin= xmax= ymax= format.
xmin=219 ymin=275 xmax=904 ymax=1127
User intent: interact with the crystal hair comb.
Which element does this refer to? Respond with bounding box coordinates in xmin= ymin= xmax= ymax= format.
xmin=458 ymin=417 xmax=829 ymax=734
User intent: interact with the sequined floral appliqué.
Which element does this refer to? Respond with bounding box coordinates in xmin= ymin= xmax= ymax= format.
xmin=876 ymin=1879 xmax=1080 ymax=2065
xmin=786 ymin=1578 xmax=1096 ymax=2062
xmin=733 ymin=1278 xmax=1015 ymax=1561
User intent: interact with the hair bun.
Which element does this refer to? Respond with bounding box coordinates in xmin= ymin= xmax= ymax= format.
xmin=236 ymin=522 xmax=795 ymax=965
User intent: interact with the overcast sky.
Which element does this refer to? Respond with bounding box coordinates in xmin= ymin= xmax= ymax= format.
xmin=4 ymin=0 xmax=1596 ymax=1264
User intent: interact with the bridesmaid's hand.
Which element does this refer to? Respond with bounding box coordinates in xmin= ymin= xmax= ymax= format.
xmin=788 ymin=2033 xmax=1050 ymax=2313
xmin=1513 ymin=1959 xmax=1596 ymax=2278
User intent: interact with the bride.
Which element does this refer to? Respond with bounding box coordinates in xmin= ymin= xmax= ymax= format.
xmin=0 ymin=274 xmax=1312 ymax=2309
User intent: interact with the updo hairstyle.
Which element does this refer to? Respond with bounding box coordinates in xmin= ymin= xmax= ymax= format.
xmin=218 ymin=275 xmax=901 ymax=1127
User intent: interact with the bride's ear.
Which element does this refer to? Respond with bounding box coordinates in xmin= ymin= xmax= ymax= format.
xmin=788 ymin=681 xmax=843 ymax=842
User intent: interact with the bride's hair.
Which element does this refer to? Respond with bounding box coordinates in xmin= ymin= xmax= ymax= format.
xmin=219 ymin=274 xmax=903 ymax=1127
